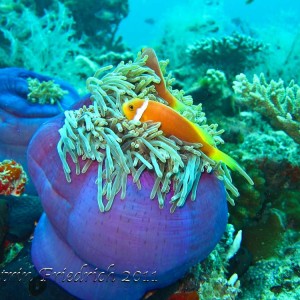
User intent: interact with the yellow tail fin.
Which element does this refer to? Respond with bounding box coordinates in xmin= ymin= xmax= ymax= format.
xmin=210 ymin=148 xmax=254 ymax=185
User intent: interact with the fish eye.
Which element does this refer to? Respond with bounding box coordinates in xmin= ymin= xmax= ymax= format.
xmin=129 ymin=105 xmax=134 ymax=111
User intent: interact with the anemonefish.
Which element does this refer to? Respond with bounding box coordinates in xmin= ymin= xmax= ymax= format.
xmin=141 ymin=48 xmax=187 ymax=113
xmin=122 ymin=98 xmax=254 ymax=185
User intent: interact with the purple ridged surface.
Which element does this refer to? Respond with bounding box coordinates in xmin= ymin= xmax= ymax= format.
xmin=28 ymin=116 xmax=228 ymax=300
xmin=0 ymin=68 xmax=80 ymax=194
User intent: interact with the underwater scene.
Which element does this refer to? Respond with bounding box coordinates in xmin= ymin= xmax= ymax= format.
xmin=0 ymin=0 xmax=299 ymax=299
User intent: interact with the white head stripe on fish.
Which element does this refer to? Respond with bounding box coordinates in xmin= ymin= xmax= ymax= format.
xmin=133 ymin=100 xmax=149 ymax=121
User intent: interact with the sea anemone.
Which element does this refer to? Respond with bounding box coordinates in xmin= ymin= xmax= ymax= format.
xmin=28 ymin=51 xmax=232 ymax=299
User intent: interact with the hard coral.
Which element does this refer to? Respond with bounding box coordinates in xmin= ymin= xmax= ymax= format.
xmin=0 ymin=160 xmax=27 ymax=197
xmin=194 ymin=224 xmax=242 ymax=300
xmin=240 ymin=235 xmax=300 ymax=300
xmin=187 ymin=33 xmax=266 ymax=80
xmin=233 ymin=73 xmax=300 ymax=144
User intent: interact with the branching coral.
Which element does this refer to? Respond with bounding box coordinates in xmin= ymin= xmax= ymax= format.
xmin=233 ymin=73 xmax=300 ymax=144
xmin=187 ymin=33 xmax=267 ymax=79
xmin=57 ymin=51 xmax=243 ymax=212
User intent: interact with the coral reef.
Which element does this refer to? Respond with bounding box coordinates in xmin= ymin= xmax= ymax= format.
xmin=0 ymin=1 xmax=131 ymax=90
xmin=187 ymin=69 xmax=234 ymax=116
xmin=233 ymin=73 xmax=300 ymax=144
xmin=212 ymin=108 xmax=299 ymax=264
xmin=0 ymin=0 xmax=299 ymax=299
xmin=187 ymin=33 xmax=267 ymax=80
xmin=0 ymin=2 xmax=82 ymax=79
xmin=0 ymin=160 xmax=27 ymax=197
xmin=61 ymin=0 xmax=129 ymax=51
xmin=227 ymin=112 xmax=300 ymax=165
xmin=192 ymin=224 xmax=242 ymax=300
xmin=240 ymin=231 xmax=300 ymax=300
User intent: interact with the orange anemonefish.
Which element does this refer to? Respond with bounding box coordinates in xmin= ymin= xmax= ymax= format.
xmin=141 ymin=48 xmax=186 ymax=113
xmin=122 ymin=98 xmax=254 ymax=185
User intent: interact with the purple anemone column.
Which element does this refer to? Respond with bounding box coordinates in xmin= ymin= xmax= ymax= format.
xmin=28 ymin=114 xmax=228 ymax=300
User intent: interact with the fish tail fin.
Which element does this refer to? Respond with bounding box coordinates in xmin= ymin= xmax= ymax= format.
xmin=210 ymin=148 xmax=254 ymax=185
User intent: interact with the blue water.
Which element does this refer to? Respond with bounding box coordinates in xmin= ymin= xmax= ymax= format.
xmin=119 ymin=0 xmax=300 ymax=50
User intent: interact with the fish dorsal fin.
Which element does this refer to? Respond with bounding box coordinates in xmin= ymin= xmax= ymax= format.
xmin=141 ymin=48 xmax=164 ymax=81
xmin=141 ymin=48 xmax=188 ymax=113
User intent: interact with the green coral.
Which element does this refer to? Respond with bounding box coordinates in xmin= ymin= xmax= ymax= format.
xmin=240 ymin=231 xmax=300 ymax=300
xmin=27 ymin=78 xmax=68 ymax=108
xmin=187 ymin=33 xmax=267 ymax=80
xmin=233 ymin=73 xmax=300 ymax=144
xmin=243 ymin=208 xmax=286 ymax=261
xmin=61 ymin=0 xmax=128 ymax=50
xmin=0 ymin=2 xmax=82 ymax=78
xmin=194 ymin=224 xmax=242 ymax=300
xmin=229 ymin=162 xmax=265 ymax=229
xmin=187 ymin=69 xmax=235 ymax=116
